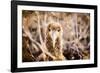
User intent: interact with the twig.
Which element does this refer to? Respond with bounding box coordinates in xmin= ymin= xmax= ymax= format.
xmin=22 ymin=25 xmax=56 ymax=60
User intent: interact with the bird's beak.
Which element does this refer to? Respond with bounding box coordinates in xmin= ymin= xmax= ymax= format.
xmin=51 ymin=31 xmax=57 ymax=48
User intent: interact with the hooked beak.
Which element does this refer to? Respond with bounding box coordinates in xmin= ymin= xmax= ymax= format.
xmin=51 ymin=31 xmax=57 ymax=48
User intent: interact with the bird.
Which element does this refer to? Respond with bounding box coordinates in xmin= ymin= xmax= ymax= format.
xmin=45 ymin=22 xmax=65 ymax=61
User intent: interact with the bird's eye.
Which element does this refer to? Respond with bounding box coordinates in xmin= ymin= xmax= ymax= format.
xmin=31 ymin=28 xmax=37 ymax=32
xmin=58 ymin=28 xmax=60 ymax=32
xmin=48 ymin=28 xmax=51 ymax=31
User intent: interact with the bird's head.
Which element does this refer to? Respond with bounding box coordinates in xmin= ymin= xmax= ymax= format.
xmin=46 ymin=22 xmax=62 ymax=48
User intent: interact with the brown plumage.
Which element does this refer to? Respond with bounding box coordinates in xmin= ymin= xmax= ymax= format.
xmin=46 ymin=22 xmax=65 ymax=61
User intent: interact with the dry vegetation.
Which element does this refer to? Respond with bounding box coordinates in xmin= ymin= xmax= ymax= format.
xmin=22 ymin=10 xmax=90 ymax=62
